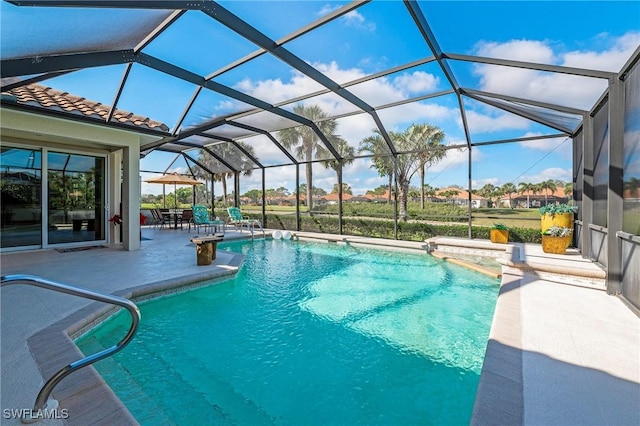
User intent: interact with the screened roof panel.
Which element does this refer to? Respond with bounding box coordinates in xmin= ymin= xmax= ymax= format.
xmin=461 ymin=97 xmax=566 ymax=143
xmin=238 ymin=134 xmax=295 ymax=167
xmin=283 ymin=1 xmax=433 ymax=79
xmin=141 ymin=10 xmax=260 ymax=78
xmin=347 ymin=61 xmax=448 ymax=107
xmin=448 ymin=60 xmax=610 ymax=112
xmin=330 ymin=113 xmax=390 ymax=155
xmin=376 ymin=96 xmax=463 ymax=144
xmin=280 ymin=92 xmax=363 ymax=118
xmin=109 ymin=63 xmax=197 ymax=131
xmin=231 ymin=110 xmax=301 ymax=133
xmin=469 ymin=94 xmax=584 ymax=135
xmin=212 ymin=53 xmax=325 ymax=104
xmin=205 ymin=141 xmax=258 ymax=171
xmin=218 ymin=0 xmax=352 ymax=41
xmin=179 ymin=87 xmax=256 ymax=133
xmin=202 ymin=124 xmax=259 ymax=141
xmin=0 ymin=3 xmax=174 ymax=60
xmin=273 ymin=124 xmax=337 ymax=163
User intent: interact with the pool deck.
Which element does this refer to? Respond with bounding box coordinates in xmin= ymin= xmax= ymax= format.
xmin=1 ymin=229 xmax=639 ymax=425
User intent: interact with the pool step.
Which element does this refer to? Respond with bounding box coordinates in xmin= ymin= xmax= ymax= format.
xmin=152 ymin=341 xmax=277 ymax=425
xmin=78 ymin=336 xmax=175 ymax=425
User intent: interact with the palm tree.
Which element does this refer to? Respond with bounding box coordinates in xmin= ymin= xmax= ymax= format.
xmin=518 ymin=182 xmax=535 ymax=208
xmin=501 ymin=182 xmax=517 ymax=209
xmin=360 ymin=123 xmax=446 ymax=221
xmin=278 ymin=104 xmax=339 ymax=211
xmin=477 ymin=184 xmax=497 ymax=207
xmin=539 ymin=179 xmax=557 ymax=206
xmin=359 ymin=132 xmax=395 ymax=204
xmin=321 ymin=136 xmax=355 ymax=173
xmin=441 ymin=189 xmax=460 ymax=205
xmin=196 ymin=141 xmax=257 ymax=206
xmin=564 ymin=182 xmax=573 ymax=201
xmin=408 ymin=123 xmax=445 ymax=209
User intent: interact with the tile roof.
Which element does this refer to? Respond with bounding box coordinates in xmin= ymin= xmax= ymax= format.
xmin=2 ymin=83 xmax=169 ymax=132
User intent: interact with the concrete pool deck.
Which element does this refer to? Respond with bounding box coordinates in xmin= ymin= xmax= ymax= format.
xmin=1 ymin=229 xmax=639 ymax=425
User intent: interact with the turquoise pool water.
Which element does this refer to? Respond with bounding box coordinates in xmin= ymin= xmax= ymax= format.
xmin=77 ymin=239 xmax=499 ymax=425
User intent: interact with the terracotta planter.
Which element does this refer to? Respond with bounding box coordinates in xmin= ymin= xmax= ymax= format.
xmin=541 ymin=213 xmax=574 ymax=248
xmin=490 ymin=229 xmax=509 ymax=244
xmin=541 ymin=235 xmax=571 ymax=254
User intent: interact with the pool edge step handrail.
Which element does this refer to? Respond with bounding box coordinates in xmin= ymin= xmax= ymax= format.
xmin=0 ymin=274 xmax=140 ymax=423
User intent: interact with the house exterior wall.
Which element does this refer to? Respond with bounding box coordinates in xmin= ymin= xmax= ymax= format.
xmin=0 ymin=108 xmax=148 ymax=251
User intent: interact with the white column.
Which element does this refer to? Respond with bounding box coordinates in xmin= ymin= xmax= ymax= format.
xmin=108 ymin=150 xmax=122 ymax=245
xmin=122 ymin=145 xmax=140 ymax=251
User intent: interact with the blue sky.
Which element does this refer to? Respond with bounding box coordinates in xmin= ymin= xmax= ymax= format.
xmin=13 ymin=1 xmax=637 ymax=197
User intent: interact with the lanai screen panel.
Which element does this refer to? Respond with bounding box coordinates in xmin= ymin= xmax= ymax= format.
xmin=346 ymin=61 xmax=448 ymax=108
xmin=623 ymin=60 xmax=640 ymax=235
xmin=593 ymin=101 xmax=610 ymax=227
xmin=142 ymin=10 xmax=259 ymax=77
xmin=0 ymin=3 xmax=173 ymax=59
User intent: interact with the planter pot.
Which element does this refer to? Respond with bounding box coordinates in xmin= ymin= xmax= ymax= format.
xmin=541 ymin=213 xmax=574 ymax=248
xmin=540 ymin=212 xmax=574 ymax=232
xmin=541 ymin=235 xmax=571 ymax=254
xmin=490 ymin=229 xmax=509 ymax=244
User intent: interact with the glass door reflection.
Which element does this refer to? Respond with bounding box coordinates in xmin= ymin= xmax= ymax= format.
xmin=0 ymin=147 xmax=42 ymax=248
xmin=47 ymin=152 xmax=105 ymax=245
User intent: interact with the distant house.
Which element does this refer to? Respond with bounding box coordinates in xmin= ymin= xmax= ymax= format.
xmin=503 ymin=187 xmax=569 ymax=208
xmin=435 ymin=188 xmax=488 ymax=208
xmin=321 ymin=193 xmax=353 ymax=205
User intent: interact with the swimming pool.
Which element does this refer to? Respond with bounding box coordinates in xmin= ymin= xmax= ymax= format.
xmin=77 ymin=239 xmax=499 ymax=425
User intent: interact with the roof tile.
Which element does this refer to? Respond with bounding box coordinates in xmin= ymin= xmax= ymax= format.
xmin=2 ymin=83 xmax=169 ymax=132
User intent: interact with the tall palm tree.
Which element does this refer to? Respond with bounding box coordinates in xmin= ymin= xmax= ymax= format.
xmin=321 ymin=136 xmax=355 ymax=173
xmin=501 ymin=182 xmax=517 ymax=209
xmin=195 ymin=141 xmax=257 ymax=206
xmin=358 ymin=131 xmax=395 ymax=204
xmin=477 ymin=183 xmax=497 ymax=207
xmin=278 ymin=104 xmax=338 ymax=211
xmin=360 ymin=123 xmax=446 ymax=221
xmin=539 ymin=179 xmax=557 ymax=206
xmin=518 ymin=182 xmax=535 ymax=208
xmin=408 ymin=124 xmax=446 ymax=209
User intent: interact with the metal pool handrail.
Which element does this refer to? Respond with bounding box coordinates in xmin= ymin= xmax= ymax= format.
xmin=1 ymin=274 xmax=140 ymax=421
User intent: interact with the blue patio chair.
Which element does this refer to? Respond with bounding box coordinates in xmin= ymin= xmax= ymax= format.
xmin=191 ymin=205 xmax=225 ymax=234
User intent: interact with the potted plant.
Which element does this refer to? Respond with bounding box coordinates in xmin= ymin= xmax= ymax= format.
xmin=541 ymin=226 xmax=573 ymax=254
xmin=490 ymin=223 xmax=510 ymax=244
xmin=539 ymin=203 xmax=577 ymax=248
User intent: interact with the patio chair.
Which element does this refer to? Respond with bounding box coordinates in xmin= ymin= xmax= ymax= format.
xmin=181 ymin=209 xmax=193 ymax=232
xmin=192 ymin=205 xmax=225 ymax=234
xmin=227 ymin=207 xmax=264 ymax=237
xmin=152 ymin=208 xmax=171 ymax=229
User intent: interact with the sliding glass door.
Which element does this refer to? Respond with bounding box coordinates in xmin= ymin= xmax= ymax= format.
xmin=0 ymin=147 xmax=42 ymax=248
xmin=47 ymin=152 xmax=106 ymax=245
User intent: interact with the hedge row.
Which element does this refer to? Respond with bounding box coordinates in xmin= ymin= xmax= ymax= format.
xmin=250 ymin=212 xmax=542 ymax=243
xmin=312 ymin=202 xmax=467 ymax=222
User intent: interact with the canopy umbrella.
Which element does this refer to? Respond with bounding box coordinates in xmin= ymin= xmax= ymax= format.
xmin=145 ymin=173 xmax=202 ymax=209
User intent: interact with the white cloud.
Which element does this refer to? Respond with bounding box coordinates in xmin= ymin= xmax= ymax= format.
xmin=518 ymin=167 xmax=572 ymax=185
xmin=518 ymin=133 xmax=573 ymax=159
xmin=464 ymin=108 xmax=531 ymax=133
xmin=472 ymin=32 xmax=640 ymax=110
xmin=472 ymin=177 xmax=501 ymax=189
xmin=393 ymin=71 xmax=440 ymax=95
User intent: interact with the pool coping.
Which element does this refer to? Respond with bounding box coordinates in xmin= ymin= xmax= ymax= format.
xmin=27 ymin=263 xmax=242 ymax=426
xmin=25 ymin=233 xmax=503 ymax=425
